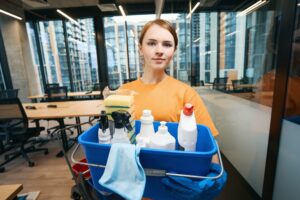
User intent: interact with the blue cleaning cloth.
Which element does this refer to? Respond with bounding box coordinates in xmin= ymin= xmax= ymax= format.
xmin=99 ymin=143 xmax=146 ymax=200
xmin=161 ymin=163 xmax=227 ymax=200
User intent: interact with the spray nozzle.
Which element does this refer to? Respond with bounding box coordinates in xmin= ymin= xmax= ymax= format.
xmin=111 ymin=111 xmax=132 ymax=131
xmin=99 ymin=110 xmax=109 ymax=132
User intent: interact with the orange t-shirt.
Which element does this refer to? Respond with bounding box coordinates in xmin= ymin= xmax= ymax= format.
xmin=120 ymin=76 xmax=219 ymax=136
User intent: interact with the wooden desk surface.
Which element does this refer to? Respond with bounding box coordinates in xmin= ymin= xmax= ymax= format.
xmin=28 ymin=91 xmax=101 ymax=99
xmin=23 ymin=100 xmax=104 ymax=119
xmin=0 ymin=184 xmax=23 ymax=200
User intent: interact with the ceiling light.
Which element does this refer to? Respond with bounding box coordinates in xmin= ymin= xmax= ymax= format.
xmin=237 ymin=0 xmax=269 ymax=17
xmin=97 ymin=3 xmax=118 ymax=12
xmin=56 ymin=9 xmax=79 ymax=25
xmin=186 ymin=2 xmax=200 ymax=19
xmin=0 ymin=9 xmax=22 ymax=20
xmin=118 ymin=5 xmax=126 ymax=21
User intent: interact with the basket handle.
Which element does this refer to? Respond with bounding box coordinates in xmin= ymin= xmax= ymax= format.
xmin=71 ymin=141 xmax=224 ymax=180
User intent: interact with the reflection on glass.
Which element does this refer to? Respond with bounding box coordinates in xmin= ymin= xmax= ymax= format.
xmin=0 ymin=61 xmax=6 ymax=90
xmin=285 ymin=7 xmax=300 ymax=125
xmin=26 ymin=18 xmax=98 ymax=92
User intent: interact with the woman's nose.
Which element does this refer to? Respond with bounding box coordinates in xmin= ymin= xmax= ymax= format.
xmin=155 ymin=44 xmax=163 ymax=54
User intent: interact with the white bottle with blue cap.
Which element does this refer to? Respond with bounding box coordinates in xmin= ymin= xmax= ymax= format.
xmin=149 ymin=121 xmax=176 ymax=150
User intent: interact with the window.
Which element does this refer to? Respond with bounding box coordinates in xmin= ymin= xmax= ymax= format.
xmin=103 ymin=14 xmax=189 ymax=88
xmin=26 ymin=18 xmax=98 ymax=92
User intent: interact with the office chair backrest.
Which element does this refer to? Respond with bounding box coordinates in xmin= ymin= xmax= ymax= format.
xmin=123 ymin=78 xmax=137 ymax=84
xmin=0 ymin=98 xmax=28 ymax=134
xmin=93 ymin=82 xmax=107 ymax=91
xmin=45 ymin=83 xmax=59 ymax=94
xmin=0 ymin=89 xmax=19 ymax=99
xmin=213 ymin=77 xmax=228 ymax=91
xmin=47 ymin=86 xmax=68 ymax=102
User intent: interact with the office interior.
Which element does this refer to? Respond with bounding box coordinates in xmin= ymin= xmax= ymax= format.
xmin=0 ymin=0 xmax=299 ymax=199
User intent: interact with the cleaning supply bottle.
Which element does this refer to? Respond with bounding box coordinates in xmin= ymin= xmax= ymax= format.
xmin=136 ymin=110 xmax=155 ymax=147
xmin=177 ymin=103 xmax=198 ymax=151
xmin=98 ymin=110 xmax=111 ymax=144
xmin=149 ymin=121 xmax=176 ymax=150
xmin=111 ymin=111 xmax=132 ymax=144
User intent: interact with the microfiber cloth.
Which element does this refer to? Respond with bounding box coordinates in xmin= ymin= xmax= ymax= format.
xmin=161 ymin=163 xmax=227 ymax=200
xmin=99 ymin=143 xmax=146 ymax=200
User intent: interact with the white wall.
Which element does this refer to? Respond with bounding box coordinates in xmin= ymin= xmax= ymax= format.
xmin=273 ymin=120 xmax=300 ymax=200
xmin=196 ymin=87 xmax=271 ymax=197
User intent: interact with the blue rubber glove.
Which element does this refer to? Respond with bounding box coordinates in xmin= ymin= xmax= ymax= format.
xmin=161 ymin=163 xmax=227 ymax=200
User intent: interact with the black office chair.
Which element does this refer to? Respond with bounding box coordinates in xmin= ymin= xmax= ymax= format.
xmin=0 ymin=89 xmax=19 ymax=154
xmin=0 ymin=98 xmax=48 ymax=173
xmin=47 ymin=86 xmax=68 ymax=102
xmin=93 ymin=82 xmax=107 ymax=100
xmin=45 ymin=86 xmax=76 ymax=137
xmin=212 ymin=77 xmax=228 ymax=92
xmin=45 ymin=83 xmax=59 ymax=94
xmin=0 ymin=89 xmax=19 ymax=99
xmin=123 ymin=78 xmax=137 ymax=84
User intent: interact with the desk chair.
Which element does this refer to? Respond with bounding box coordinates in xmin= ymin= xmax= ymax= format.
xmin=231 ymin=80 xmax=244 ymax=93
xmin=0 ymin=89 xmax=19 ymax=154
xmin=45 ymin=83 xmax=59 ymax=93
xmin=45 ymin=86 xmax=76 ymax=138
xmin=0 ymin=98 xmax=48 ymax=173
xmin=123 ymin=78 xmax=137 ymax=84
xmin=212 ymin=77 xmax=228 ymax=92
xmin=0 ymin=89 xmax=19 ymax=99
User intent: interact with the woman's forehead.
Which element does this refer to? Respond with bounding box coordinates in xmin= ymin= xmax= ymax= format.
xmin=143 ymin=24 xmax=174 ymax=42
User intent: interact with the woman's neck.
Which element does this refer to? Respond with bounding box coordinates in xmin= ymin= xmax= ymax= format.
xmin=141 ymin=68 xmax=167 ymax=84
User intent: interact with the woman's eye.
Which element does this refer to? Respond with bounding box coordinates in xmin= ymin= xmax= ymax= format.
xmin=147 ymin=42 xmax=156 ymax=46
xmin=164 ymin=43 xmax=173 ymax=47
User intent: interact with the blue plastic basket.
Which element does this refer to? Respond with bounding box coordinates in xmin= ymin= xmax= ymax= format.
xmin=78 ymin=121 xmax=217 ymax=200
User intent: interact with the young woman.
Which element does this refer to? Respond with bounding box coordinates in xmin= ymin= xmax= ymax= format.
xmin=121 ymin=19 xmax=219 ymax=137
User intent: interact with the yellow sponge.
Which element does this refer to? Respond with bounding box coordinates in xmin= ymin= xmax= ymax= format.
xmin=104 ymin=95 xmax=134 ymax=107
xmin=105 ymin=106 xmax=134 ymax=115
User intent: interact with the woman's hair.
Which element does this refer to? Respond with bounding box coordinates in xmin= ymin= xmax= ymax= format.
xmin=139 ymin=19 xmax=178 ymax=50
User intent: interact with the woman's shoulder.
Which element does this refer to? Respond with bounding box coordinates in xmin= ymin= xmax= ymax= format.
xmin=166 ymin=76 xmax=194 ymax=90
xmin=120 ymin=79 xmax=140 ymax=89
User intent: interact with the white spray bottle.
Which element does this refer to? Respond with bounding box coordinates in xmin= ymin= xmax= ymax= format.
xmin=149 ymin=121 xmax=176 ymax=150
xmin=177 ymin=103 xmax=198 ymax=151
xmin=110 ymin=111 xmax=132 ymax=144
xmin=136 ymin=110 xmax=155 ymax=147
xmin=98 ymin=110 xmax=111 ymax=144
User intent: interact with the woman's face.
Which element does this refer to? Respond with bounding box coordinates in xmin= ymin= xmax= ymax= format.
xmin=139 ymin=24 xmax=176 ymax=71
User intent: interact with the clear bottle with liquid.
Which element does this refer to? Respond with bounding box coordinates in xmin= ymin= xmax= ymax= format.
xmin=111 ymin=111 xmax=132 ymax=144
xmin=136 ymin=110 xmax=155 ymax=147
xmin=98 ymin=110 xmax=111 ymax=144
xmin=177 ymin=103 xmax=198 ymax=151
xmin=149 ymin=121 xmax=176 ymax=150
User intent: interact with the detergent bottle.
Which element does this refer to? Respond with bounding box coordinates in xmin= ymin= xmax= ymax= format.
xmin=177 ymin=103 xmax=198 ymax=151
xmin=111 ymin=111 xmax=132 ymax=144
xmin=136 ymin=110 xmax=155 ymax=147
xmin=149 ymin=121 xmax=176 ymax=150
xmin=98 ymin=110 xmax=111 ymax=144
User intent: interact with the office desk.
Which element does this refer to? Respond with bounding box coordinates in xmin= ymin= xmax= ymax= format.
xmin=23 ymin=100 xmax=104 ymax=156
xmin=0 ymin=184 xmax=23 ymax=200
xmin=28 ymin=91 xmax=101 ymax=102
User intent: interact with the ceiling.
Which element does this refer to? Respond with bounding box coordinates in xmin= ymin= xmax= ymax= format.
xmin=20 ymin=0 xmax=258 ymax=21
